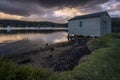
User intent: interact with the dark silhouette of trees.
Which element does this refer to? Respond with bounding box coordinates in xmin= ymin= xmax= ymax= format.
xmin=0 ymin=20 xmax=67 ymax=28
xmin=112 ymin=18 xmax=120 ymax=33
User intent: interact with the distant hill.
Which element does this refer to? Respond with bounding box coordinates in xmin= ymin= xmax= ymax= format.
xmin=112 ymin=18 xmax=120 ymax=33
xmin=0 ymin=20 xmax=67 ymax=28
xmin=0 ymin=19 xmax=119 ymax=32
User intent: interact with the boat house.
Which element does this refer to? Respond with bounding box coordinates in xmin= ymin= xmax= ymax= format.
xmin=68 ymin=11 xmax=111 ymax=38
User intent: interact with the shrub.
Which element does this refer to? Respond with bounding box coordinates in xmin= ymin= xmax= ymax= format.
xmin=0 ymin=60 xmax=52 ymax=80
xmin=0 ymin=61 xmax=16 ymax=80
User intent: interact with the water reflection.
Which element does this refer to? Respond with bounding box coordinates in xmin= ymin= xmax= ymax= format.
xmin=0 ymin=32 xmax=68 ymax=55
xmin=0 ymin=32 xmax=68 ymax=44
xmin=0 ymin=32 xmax=67 ymax=55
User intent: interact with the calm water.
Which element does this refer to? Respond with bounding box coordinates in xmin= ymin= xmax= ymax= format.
xmin=0 ymin=32 xmax=68 ymax=44
xmin=0 ymin=32 xmax=68 ymax=55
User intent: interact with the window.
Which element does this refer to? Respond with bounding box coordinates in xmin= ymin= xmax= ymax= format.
xmin=80 ymin=21 xmax=83 ymax=27
xmin=104 ymin=21 xmax=107 ymax=27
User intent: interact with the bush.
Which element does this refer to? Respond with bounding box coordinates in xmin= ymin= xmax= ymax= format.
xmin=0 ymin=60 xmax=52 ymax=80
xmin=0 ymin=61 xmax=16 ymax=80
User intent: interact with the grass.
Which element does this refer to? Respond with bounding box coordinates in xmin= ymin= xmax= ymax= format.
xmin=0 ymin=59 xmax=52 ymax=80
xmin=49 ymin=33 xmax=120 ymax=80
xmin=0 ymin=33 xmax=120 ymax=80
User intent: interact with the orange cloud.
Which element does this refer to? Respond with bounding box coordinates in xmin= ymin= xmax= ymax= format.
xmin=53 ymin=7 xmax=85 ymax=18
xmin=0 ymin=12 xmax=23 ymax=20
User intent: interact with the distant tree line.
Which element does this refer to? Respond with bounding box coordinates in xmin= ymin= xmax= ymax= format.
xmin=112 ymin=18 xmax=120 ymax=33
xmin=0 ymin=20 xmax=68 ymax=28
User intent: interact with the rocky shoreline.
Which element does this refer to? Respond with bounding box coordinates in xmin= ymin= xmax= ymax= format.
xmin=9 ymin=37 xmax=91 ymax=72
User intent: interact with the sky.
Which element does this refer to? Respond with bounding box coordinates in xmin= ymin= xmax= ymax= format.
xmin=0 ymin=0 xmax=120 ymax=23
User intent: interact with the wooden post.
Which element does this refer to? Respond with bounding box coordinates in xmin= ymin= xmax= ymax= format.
xmin=68 ymin=34 xmax=70 ymax=40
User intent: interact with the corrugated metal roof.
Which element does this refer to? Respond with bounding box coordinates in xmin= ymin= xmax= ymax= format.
xmin=68 ymin=11 xmax=108 ymax=21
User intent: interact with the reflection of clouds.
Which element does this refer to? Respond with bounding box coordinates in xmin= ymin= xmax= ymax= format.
xmin=24 ymin=33 xmax=50 ymax=44
xmin=53 ymin=36 xmax=67 ymax=43
xmin=26 ymin=32 xmax=68 ymax=44
xmin=0 ymin=34 xmax=24 ymax=43
xmin=0 ymin=32 xmax=68 ymax=44
xmin=45 ymin=32 xmax=68 ymax=44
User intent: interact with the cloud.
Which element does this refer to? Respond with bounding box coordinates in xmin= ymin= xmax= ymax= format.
xmin=0 ymin=0 xmax=43 ymax=16
xmin=0 ymin=1 xmax=30 ymax=16
xmin=99 ymin=0 xmax=120 ymax=17
xmin=0 ymin=12 xmax=23 ymax=20
xmin=0 ymin=0 xmax=120 ymax=23
xmin=10 ymin=0 xmax=109 ymax=8
xmin=53 ymin=8 xmax=83 ymax=17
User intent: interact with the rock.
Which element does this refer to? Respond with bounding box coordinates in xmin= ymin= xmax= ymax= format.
xmin=18 ymin=58 xmax=32 ymax=64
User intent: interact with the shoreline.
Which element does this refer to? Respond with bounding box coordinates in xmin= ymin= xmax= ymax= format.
xmin=8 ymin=37 xmax=91 ymax=72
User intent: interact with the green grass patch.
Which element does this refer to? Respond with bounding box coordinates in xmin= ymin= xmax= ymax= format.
xmin=0 ymin=59 xmax=52 ymax=80
xmin=87 ymin=33 xmax=120 ymax=51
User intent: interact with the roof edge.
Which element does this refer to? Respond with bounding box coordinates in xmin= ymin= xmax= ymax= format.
xmin=68 ymin=11 xmax=109 ymax=21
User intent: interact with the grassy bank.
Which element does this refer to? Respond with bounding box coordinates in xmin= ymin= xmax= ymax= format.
xmin=0 ymin=59 xmax=52 ymax=80
xmin=0 ymin=33 xmax=120 ymax=80
xmin=49 ymin=33 xmax=120 ymax=80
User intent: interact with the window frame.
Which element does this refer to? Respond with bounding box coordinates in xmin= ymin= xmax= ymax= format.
xmin=79 ymin=21 xmax=83 ymax=27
